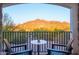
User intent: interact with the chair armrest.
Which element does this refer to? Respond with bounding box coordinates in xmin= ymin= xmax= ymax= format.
xmin=47 ymin=48 xmax=71 ymax=55
xmin=11 ymin=44 xmax=27 ymax=48
xmin=11 ymin=44 xmax=27 ymax=50
xmin=10 ymin=49 xmax=32 ymax=55
xmin=52 ymin=44 xmax=67 ymax=47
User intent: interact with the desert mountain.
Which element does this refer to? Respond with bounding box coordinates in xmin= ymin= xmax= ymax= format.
xmin=12 ymin=19 xmax=70 ymax=31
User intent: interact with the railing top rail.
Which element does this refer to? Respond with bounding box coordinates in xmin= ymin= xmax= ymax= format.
xmin=2 ymin=31 xmax=72 ymax=33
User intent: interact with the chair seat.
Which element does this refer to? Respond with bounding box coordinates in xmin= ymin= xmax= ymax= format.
xmin=47 ymin=48 xmax=70 ymax=55
xmin=51 ymin=51 xmax=66 ymax=55
xmin=13 ymin=51 xmax=30 ymax=55
xmin=10 ymin=49 xmax=32 ymax=55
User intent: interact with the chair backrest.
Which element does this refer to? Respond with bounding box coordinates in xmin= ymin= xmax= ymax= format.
xmin=3 ymin=39 xmax=12 ymax=54
xmin=66 ymin=36 xmax=74 ymax=53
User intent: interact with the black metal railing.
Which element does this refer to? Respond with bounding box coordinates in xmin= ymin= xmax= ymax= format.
xmin=2 ymin=31 xmax=71 ymax=55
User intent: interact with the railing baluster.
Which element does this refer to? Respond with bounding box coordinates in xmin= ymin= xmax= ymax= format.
xmin=31 ymin=32 xmax=33 ymax=54
xmin=52 ymin=32 xmax=54 ymax=48
xmin=63 ymin=32 xmax=64 ymax=45
xmin=53 ymin=32 xmax=54 ymax=44
xmin=46 ymin=32 xmax=47 ymax=52
xmin=15 ymin=32 xmax=16 ymax=52
xmin=20 ymin=32 xmax=21 ymax=51
xmin=59 ymin=32 xmax=60 ymax=50
xmin=63 ymin=32 xmax=65 ymax=51
xmin=57 ymin=32 xmax=59 ymax=50
xmin=42 ymin=31 xmax=44 ymax=52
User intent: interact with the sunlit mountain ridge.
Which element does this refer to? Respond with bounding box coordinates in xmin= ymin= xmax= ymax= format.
xmin=12 ymin=19 xmax=70 ymax=31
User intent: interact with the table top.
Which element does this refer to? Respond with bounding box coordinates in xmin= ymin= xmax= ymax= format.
xmin=31 ymin=40 xmax=47 ymax=45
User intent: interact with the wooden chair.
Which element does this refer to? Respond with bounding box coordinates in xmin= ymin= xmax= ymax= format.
xmin=47 ymin=38 xmax=74 ymax=55
xmin=3 ymin=39 xmax=32 ymax=55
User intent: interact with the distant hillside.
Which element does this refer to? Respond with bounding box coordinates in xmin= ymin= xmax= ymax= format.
xmin=12 ymin=19 xmax=70 ymax=31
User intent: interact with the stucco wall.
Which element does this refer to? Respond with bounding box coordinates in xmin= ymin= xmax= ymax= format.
xmin=0 ymin=4 xmax=2 ymax=54
xmin=70 ymin=4 xmax=79 ymax=54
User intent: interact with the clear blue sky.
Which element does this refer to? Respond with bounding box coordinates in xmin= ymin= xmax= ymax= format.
xmin=3 ymin=3 xmax=70 ymax=25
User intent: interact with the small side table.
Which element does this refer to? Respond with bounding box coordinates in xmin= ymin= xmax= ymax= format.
xmin=31 ymin=40 xmax=47 ymax=55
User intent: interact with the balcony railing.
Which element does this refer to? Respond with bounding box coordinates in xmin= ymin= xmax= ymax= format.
xmin=2 ymin=31 xmax=71 ymax=55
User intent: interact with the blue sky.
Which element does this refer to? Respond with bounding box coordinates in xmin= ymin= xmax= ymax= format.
xmin=3 ymin=4 xmax=70 ymax=25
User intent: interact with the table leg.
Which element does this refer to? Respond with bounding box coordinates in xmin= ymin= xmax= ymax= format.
xmin=37 ymin=44 xmax=40 ymax=55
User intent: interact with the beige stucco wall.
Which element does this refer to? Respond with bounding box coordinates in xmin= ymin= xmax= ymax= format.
xmin=0 ymin=4 xmax=2 ymax=54
xmin=70 ymin=4 xmax=79 ymax=54
xmin=1 ymin=3 xmax=79 ymax=54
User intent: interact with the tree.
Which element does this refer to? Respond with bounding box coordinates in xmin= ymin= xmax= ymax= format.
xmin=3 ymin=13 xmax=15 ymax=31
